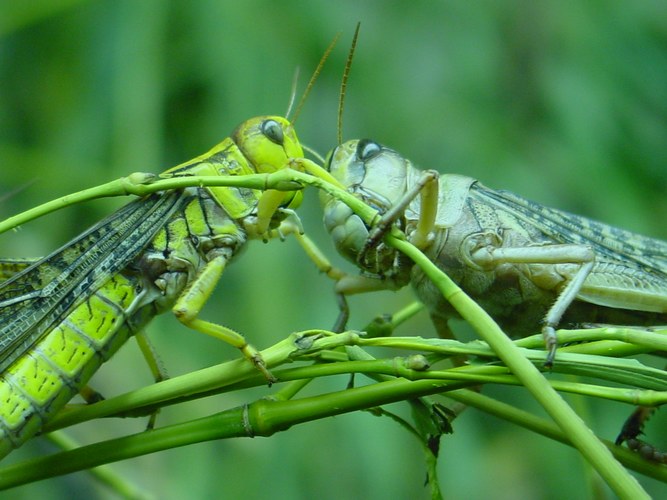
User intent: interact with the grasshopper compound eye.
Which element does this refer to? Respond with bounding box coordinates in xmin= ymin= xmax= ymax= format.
xmin=261 ymin=119 xmax=285 ymax=146
xmin=356 ymin=139 xmax=382 ymax=161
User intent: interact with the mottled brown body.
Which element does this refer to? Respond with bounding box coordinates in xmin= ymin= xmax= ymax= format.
xmin=323 ymin=139 xmax=667 ymax=344
xmin=410 ymin=181 xmax=667 ymax=336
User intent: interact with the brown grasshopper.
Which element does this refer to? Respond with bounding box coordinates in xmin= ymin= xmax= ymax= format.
xmin=319 ymin=138 xmax=667 ymax=453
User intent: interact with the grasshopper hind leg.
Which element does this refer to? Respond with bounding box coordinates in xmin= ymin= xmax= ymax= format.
xmin=133 ymin=330 xmax=169 ymax=428
xmin=466 ymin=238 xmax=596 ymax=366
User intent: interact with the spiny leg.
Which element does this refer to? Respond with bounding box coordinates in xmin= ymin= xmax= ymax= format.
xmin=541 ymin=260 xmax=594 ymax=366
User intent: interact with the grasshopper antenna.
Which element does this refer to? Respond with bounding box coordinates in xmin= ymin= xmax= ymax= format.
xmin=288 ymin=32 xmax=342 ymax=128
xmin=0 ymin=179 xmax=38 ymax=204
xmin=337 ymin=23 xmax=360 ymax=146
xmin=284 ymin=66 xmax=300 ymax=120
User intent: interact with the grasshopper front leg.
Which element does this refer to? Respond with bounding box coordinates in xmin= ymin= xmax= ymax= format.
xmin=317 ymin=165 xmax=442 ymax=332
xmin=361 ymin=169 xmax=440 ymax=255
xmin=171 ymin=185 xmax=307 ymax=384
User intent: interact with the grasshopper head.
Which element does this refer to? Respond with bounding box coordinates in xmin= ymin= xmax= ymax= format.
xmin=326 ymin=139 xmax=410 ymax=210
xmin=162 ymin=116 xmax=304 ymax=218
xmin=322 ymin=139 xmax=411 ymax=274
xmin=232 ymin=116 xmax=305 ymax=211
xmin=233 ymin=116 xmax=303 ymax=175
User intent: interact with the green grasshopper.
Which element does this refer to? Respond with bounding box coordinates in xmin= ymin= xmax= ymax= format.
xmin=0 ymin=115 xmax=312 ymax=459
xmin=319 ymin=138 xmax=667 ymax=451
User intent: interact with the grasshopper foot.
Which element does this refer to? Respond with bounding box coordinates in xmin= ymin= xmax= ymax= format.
xmin=243 ymin=346 xmax=277 ymax=385
xmin=542 ymin=325 xmax=558 ymax=368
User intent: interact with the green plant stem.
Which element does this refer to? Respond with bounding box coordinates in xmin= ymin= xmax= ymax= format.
xmin=446 ymin=389 xmax=667 ymax=482
xmin=0 ymin=171 xmax=299 ymax=234
xmin=45 ymin=432 xmax=150 ymax=499
xmin=42 ymin=332 xmax=666 ymax=435
xmin=4 ymin=366 xmax=665 ymax=488
xmin=388 ymin=233 xmax=649 ymax=499
xmin=0 ymin=375 xmax=464 ymax=488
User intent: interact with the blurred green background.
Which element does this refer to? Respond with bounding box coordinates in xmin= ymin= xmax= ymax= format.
xmin=1 ymin=1 xmax=666 ymax=498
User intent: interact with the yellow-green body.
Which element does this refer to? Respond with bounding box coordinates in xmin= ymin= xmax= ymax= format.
xmin=0 ymin=116 xmax=304 ymax=458
xmin=0 ymin=273 xmax=144 ymax=457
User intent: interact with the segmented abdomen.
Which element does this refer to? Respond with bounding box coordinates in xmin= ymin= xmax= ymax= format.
xmin=0 ymin=272 xmax=150 ymax=458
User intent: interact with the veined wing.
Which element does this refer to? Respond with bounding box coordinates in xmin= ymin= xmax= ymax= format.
xmin=471 ymin=184 xmax=667 ymax=275
xmin=470 ymin=184 xmax=667 ymax=312
xmin=0 ymin=190 xmax=191 ymax=372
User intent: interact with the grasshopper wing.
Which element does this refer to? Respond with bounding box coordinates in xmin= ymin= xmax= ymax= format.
xmin=472 ymin=185 xmax=667 ymax=313
xmin=0 ymin=190 xmax=189 ymax=371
